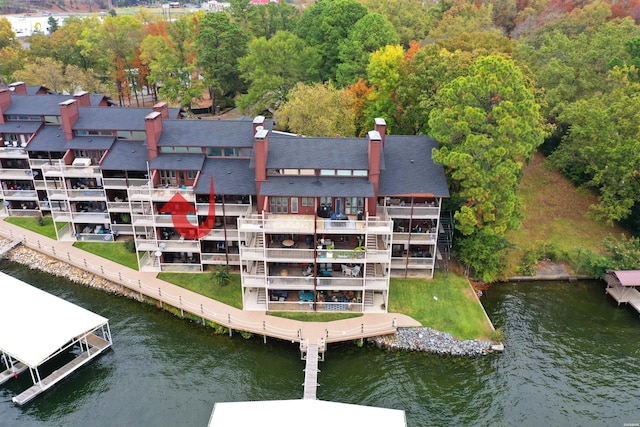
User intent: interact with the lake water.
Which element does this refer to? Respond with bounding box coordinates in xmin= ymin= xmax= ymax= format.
xmin=1 ymin=261 xmax=640 ymax=426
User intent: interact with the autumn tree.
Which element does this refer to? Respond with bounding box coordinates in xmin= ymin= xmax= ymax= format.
xmin=196 ymin=12 xmax=248 ymax=110
xmin=362 ymin=0 xmax=435 ymax=47
xmin=0 ymin=18 xmax=24 ymax=84
xmin=429 ymin=55 xmax=548 ymax=280
xmin=275 ymin=82 xmax=356 ymax=137
xmin=14 ymin=57 xmax=101 ymax=94
xmin=364 ymin=44 xmax=406 ymax=133
xmin=238 ymin=31 xmax=321 ymax=116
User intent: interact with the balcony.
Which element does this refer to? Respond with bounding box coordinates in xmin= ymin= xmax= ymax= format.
xmin=29 ymin=158 xmax=63 ymax=168
xmin=76 ymin=232 xmax=115 ymax=242
xmin=151 ymin=186 xmax=195 ymax=202
xmin=111 ymin=224 xmax=133 ymax=235
xmin=196 ymin=202 xmax=251 ymax=217
xmin=67 ymin=188 xmax=106 ymax=200
xmin=159 ymin=263 xmax=202 ymax=272
xmin=0 ymin=147 xmax=28 ymax=158
xmin=201 ymin=253 xmax=240 ymax=264
xmin=0 ymin=168 xmax=33 ymax=179
xmin=6 ymin=208 xmax=40 ymax=217
xmin=72 ymin=212 xmax=110 ymax=223
xmin=385 ymin=205 xmax=440 ymax=219
xmin=103 ymin=178 xmax=149 ymax=188
xmin=391 ymin=256 xmax=435 ymax=269
xmin=106 ymin=201 xmax=130 ymax=211
xmin=157 ymin=239 xmax=201 ymax=252
xmin=392 ymin=232 xmax=436 ymax=244
xmin=41 ymin=163 xmax=101 ymax=178
xmin=2 ymin=189 xmax=38 ymax=199
xmin=238 ymin=214 xmax=392 ymax=234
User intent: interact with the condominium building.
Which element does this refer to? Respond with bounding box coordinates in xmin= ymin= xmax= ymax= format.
xmin=0 ymin=83 xmax=450 ymax=313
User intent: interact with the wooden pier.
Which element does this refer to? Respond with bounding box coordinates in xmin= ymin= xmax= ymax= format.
xmin=303 ymin=343 xmax=320 ymax=400
xmin=605 ymin=270 xmax=640 ymax=317
xmin=0 ymin=360 xmax=27 ymax=385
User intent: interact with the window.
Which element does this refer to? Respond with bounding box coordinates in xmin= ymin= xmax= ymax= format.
xmin=344 ymin=197 xmax=364 ymax=214
xmin=206 ymin=148 xmax=223 ymax=157
xmin=159 ymin=170 xmax=177 ymax=186
xmin=291 ymin=197 xmax=298 ymax=213
xmin=159 ymin=147 xmax=173 ymax=153
xmin=283 ymin=169 xmax=298 ymax=175
xmin=337 ymin=170 xmax=351 ymax=176
xmin=224 ymin=148 xmax=239 ymax=157
xmin=188 ymin=147 xmax=201 ymax=153
xmin=300 ymin=169 xmax=315 ymax=176
xmin=353 ymin=170 xmax=368 ymax=177
xmin=44 ymin=115 xmax=60 ymax=125
xmin=187 ymin=170 xmax=198 ymax=179
xmin=320 ymin=169 xmax=335 ymax=176
xmin=175 ymin=147 xmax=188 ymax=153
xmin=269 ymin=197 xmax=289 ymax=213
xmin=76 ymin=130 xmax=88 ymax=136
xmin=88 ymin=130 xmax=100 ymax=136
xmin=301 ymin=197 xmax=314 ymax=207
xmin=131 ymin=131 xmax=146 ymax=140
xmin=320 ymin=197 xmax=332 ymax=206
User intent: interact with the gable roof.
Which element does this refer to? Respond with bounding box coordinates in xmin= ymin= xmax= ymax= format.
xmin=0 ymin=121 xmax=42 ymax=135
xmin=260 ymin=176 xmax=374 ymax=198
xmin=150 ymin=153 xmax=205 ymax=171
xmin=194 ymin=158 xmax=256 ymax=195
xmin=100 ymin=140 xmax=149 ymax=171
xmin=379 ymin=136 xmax=449 ymax=197
xmin=24 ymin=125 xmax=67 ymax=152
xmin=158 ymin=119 xmax=264 ymax=148
xmin=266 ymin=136 xmax=370 ymax=170
xmin=65 ymin=136 xmax=116 ymax=150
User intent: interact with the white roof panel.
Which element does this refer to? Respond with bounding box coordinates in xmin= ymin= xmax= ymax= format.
xmin=0 ymin=271 xmax=108 ymax=367
xmin=209 ymin=399 xmax=407 ymax=427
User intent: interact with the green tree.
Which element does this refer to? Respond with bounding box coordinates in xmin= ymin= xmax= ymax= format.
xmin=429 ymin=55 xmax=548 ymax=237
xmin=196 ymin=12 xmax=248 ymax=110
xmin=0 ymin=17 xmax=17 ymax=50
xmin=335 ymin=13 xmax=399 ymax=87
xmin=363 ymin=0 xmax=435 ymax=47
xmin=295 ymin=0 xmax=368 ymax=81
xmin=238 ymin=31 xmax=321 ymax=116
xmin=365 ymin=44 xmax=406 ymax=133
xmin=47 ymin=16 xmax=59 ymax=33
xmin=275 ymin=82 xmax=356 ymax=137
xmin=13 ymin=57 xmax=102 ymax=94
xmin=549 ymin=68 xmax=640 ymax=223
xmin=0 ymin=46 xmax=26 ymax=85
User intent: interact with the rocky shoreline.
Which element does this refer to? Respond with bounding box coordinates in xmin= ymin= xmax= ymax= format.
xmin=368 ymin=327 xmax=494 ymax=356
xmin=1 ymin=239 xmax=142 ymax=301
xmin=1 ymin=237 xmax=495 ymax=356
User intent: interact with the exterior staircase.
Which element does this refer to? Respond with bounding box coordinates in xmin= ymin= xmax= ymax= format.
xmin=437 ymin=211 xmax=454 ymax=275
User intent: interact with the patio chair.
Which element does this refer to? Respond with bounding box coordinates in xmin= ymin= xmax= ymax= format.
xmin=341 ymin=264 xmax=353 ymax=276
xmin=350 ymin=265 xmax=361 ymax=277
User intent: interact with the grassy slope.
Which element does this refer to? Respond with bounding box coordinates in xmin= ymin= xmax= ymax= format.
xmin=505 ymin=152 xmax=626 ymax=275
xmin=158 ymin=272 xmax=243 ymax=309
xmin=73 ymin=241 xmax=139 ymax=270
xmin=5 ymin=216 xmax=57 ymax=239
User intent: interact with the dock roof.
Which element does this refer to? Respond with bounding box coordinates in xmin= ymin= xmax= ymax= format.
xmin=0 ymin=271 xmax=108 ymax=368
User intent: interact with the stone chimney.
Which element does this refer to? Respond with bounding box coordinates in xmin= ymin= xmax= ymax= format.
xmin=9 ymin=82 xmax=27 ymax=95
xmin=59 ymin=99 xmax=80 ymax=141
xmin=73 ymin=91 xmax=92 ymax=107
xmin=367 ymin=130 xmax=382 ymax=216
xmin=153 ymin=101 xmax=170 ymax=119
xmin=145 ymin=111 xmax=163 ymax=161
xmin=0 ymin=88 xmax=11 ymax=124
xmin=374 ymin=118 xmax=386 ymax=147
xmin=254 ymin=126 xmax=269 ymax=212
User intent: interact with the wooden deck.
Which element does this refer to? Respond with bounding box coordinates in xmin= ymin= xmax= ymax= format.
xmin=12 ymin=334 xmax=111 ymax=406
xmin=303 ymin=344 xmax=320 ymax=400
xmin=0 ymin=361 xmax=27 ymax=385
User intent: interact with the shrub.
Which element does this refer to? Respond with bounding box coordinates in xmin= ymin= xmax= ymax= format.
xmin=36 ymin=216 xmax=46 ymax=226
xmin=211 ymin=265 xmax=231 ymax=287
xmin=123 ymin=238 xmax=136 ymax=253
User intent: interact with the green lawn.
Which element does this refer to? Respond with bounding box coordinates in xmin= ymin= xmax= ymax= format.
xmin=159 ymin=272 xmax=243 ymax=309
xmin=389 ymin=273 xmax=494 ymax=341
xmin=73 ymin=241 xmax=139 ymax=270
xmin=5 ymin=217 xmax=58 ymax=239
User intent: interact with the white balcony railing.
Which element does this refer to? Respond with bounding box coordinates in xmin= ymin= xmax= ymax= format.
xmin=392 ymin=232 xmax=437 ymax=244
xmin=6 ymin=208 xmax=40 ymax=217
xmin=107 ymin=201 xmax=130 ymax=211
xmin=201 ymin=253 xmax=240 ymax=264
xmin=103 ymin=178 xmax=149 ymax=188
xmin=0 ymin=168 xmax=32 ymax=178
xmin=29 ymin=158 xmax=63 ymax=168
xmin=0 ymin=147 xmax=28 ymax=158
xmin=1 ymin=189 xmax=38 ymax=198
xmin=67 ymin=188 xmax=106 ymax=199
xmin=157 ymin=239 xmax=201 ymax=252
xmin=238 ymin=215 xmax=393 ymax=234
xmin=72 ymin=212 xmax=110 ymax=223
xmin=159 ymin=263 xmax=202 ymax=272
xmin=385 ymin=205 xmax=440 ymax=218
xmin=196 ymin=202 xmax=251 ymax=217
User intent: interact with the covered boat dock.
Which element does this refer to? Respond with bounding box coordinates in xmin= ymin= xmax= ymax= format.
xmin=604 ymin=269 xmax=640 ymax=315
xmin=0 ymin=271 xmax=112 ymax=405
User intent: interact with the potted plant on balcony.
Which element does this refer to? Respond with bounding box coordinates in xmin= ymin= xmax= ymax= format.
xmin=353 ymin=246 xmax=366 ymax=259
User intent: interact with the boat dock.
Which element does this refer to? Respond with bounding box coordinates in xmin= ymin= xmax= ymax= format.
xmin=604 ymin=270 xmax=640 ymax=317
xmin=302 ymin=341 xmax=322 ymax=400
xmin=0 ymin=271 xmax=112 ymax=405
xmin=0 ymin=237 xmax=23 ymax=257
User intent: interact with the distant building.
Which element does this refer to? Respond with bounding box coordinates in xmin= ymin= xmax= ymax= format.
xmin=0 ymin=83 xmax=450 ymax=313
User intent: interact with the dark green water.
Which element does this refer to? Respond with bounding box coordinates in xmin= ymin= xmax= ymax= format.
xmin=2 ymin=261 xmax=640 ymax=427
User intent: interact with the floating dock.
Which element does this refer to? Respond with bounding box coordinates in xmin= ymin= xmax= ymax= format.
xmin=0 ymin=271 xmax=112 ymax=405
xmin=605 ymin=269 xmax=640 ymax=317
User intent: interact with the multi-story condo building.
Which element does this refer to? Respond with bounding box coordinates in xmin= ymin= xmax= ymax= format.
xmin=0 ymin=83 xmax=450 ymax=313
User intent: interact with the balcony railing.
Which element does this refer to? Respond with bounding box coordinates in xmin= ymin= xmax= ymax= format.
xmin=103 ymin=178 xmax=149 ymax=188
xmin=392 ymin=232 xmax=437 ymax=244
xmin=111 ymin=224 xmax=133 ymax=234
xmin=157 ymin=239 xmax=201 ymax=251
xmin=29 ymin=158 xmax=63 ymax=168
xmin=238 ymin=215 xmax=393 ymax=234
xmin=0 ymin=168 xmax=32 ymax=178
xmin=6 ymin=208 xmax=40 ymax=217
xmin=107 ymin=201 xmax=130 ymax=211
xmin=67 ymin=189 xmax=106 ymax=199
xmin=136 ymin=239 xmax=158 ymax=251
xmin=196 ymin=202 xmax=251 ymax=217
xmin=41 ymin=163 xmax=101 ymax=177
xmin=243 ymin=274 xmax=386 ymax=289
xmin=201 ymin=253 xmax=240 ymax=264
xmin=2 ymin=189 xmax=38 ymax=198
xmin=76 ymin=232 xmax=115 ymax=242
xmin=0 ymin=147 xmax=28 ymax=158
xmin=159 ymin=263 xmax=202 ymax=272
xmin=72 ymin=212 xmax=110 ymax=223
xmin=151 ymin=186 xmax=195 ymax=201
xmin=391 ymin=256 xmax=435 ymax=269
xmin=385 ymin=205 xmax=440 ymax=218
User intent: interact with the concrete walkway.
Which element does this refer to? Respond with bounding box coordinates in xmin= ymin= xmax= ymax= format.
xmin=0 ymin=220 xmax=420 ymax=352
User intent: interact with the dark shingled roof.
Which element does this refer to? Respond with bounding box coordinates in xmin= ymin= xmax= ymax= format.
xmin=194 ymin=159 xmax=256 ymax=195
xmin=65 ymin=136 xmax=116 ymax=150
xmin=150 ymin=153 xmax=205 ymax=171
xmin=100 ymin=141 xmax=149 ymax=171
xmin=25 ymin=125 xmax=67 ymax=152
xmin=157 ymin=119 xmax=266 ymax=148
xmin=260 ymin=176 xmax=374 ymax=197
xmin=266 ymin=136 xmax=371 ymax=170
xmin=5 ymin=95 xmax=73 ymax=116
xmin=74 ymin=107 xmax=151 ymax=131
xmin=0 ymin=121 xmax=42 ymax=135
xmin=379 ymin=136 xmax=449 ymax=197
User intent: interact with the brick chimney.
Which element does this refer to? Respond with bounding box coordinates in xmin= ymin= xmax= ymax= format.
xmin=367 ymin=130 xmax=382 ymax=216
xmin=253 ymin=115 xmax=265 ymax=134
xmin=0 ymin=88 xmax=11 ymax=124
xmin=153 ymin=101 xmax=170 ymax=119
xmin=59 ymin=99 xmax=79 ymax=141
xmin=9 ymin=82 xmax=27 ymax=95
xmin=254 ymin=126 xmax=269 ymax=212
xmin=73 ymin=91 xmax=92 ymax=107
xmin=145 ymin=111 xmax=163 ymax=161
xmin=374 ymin=118 xmax=386 ymax=147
